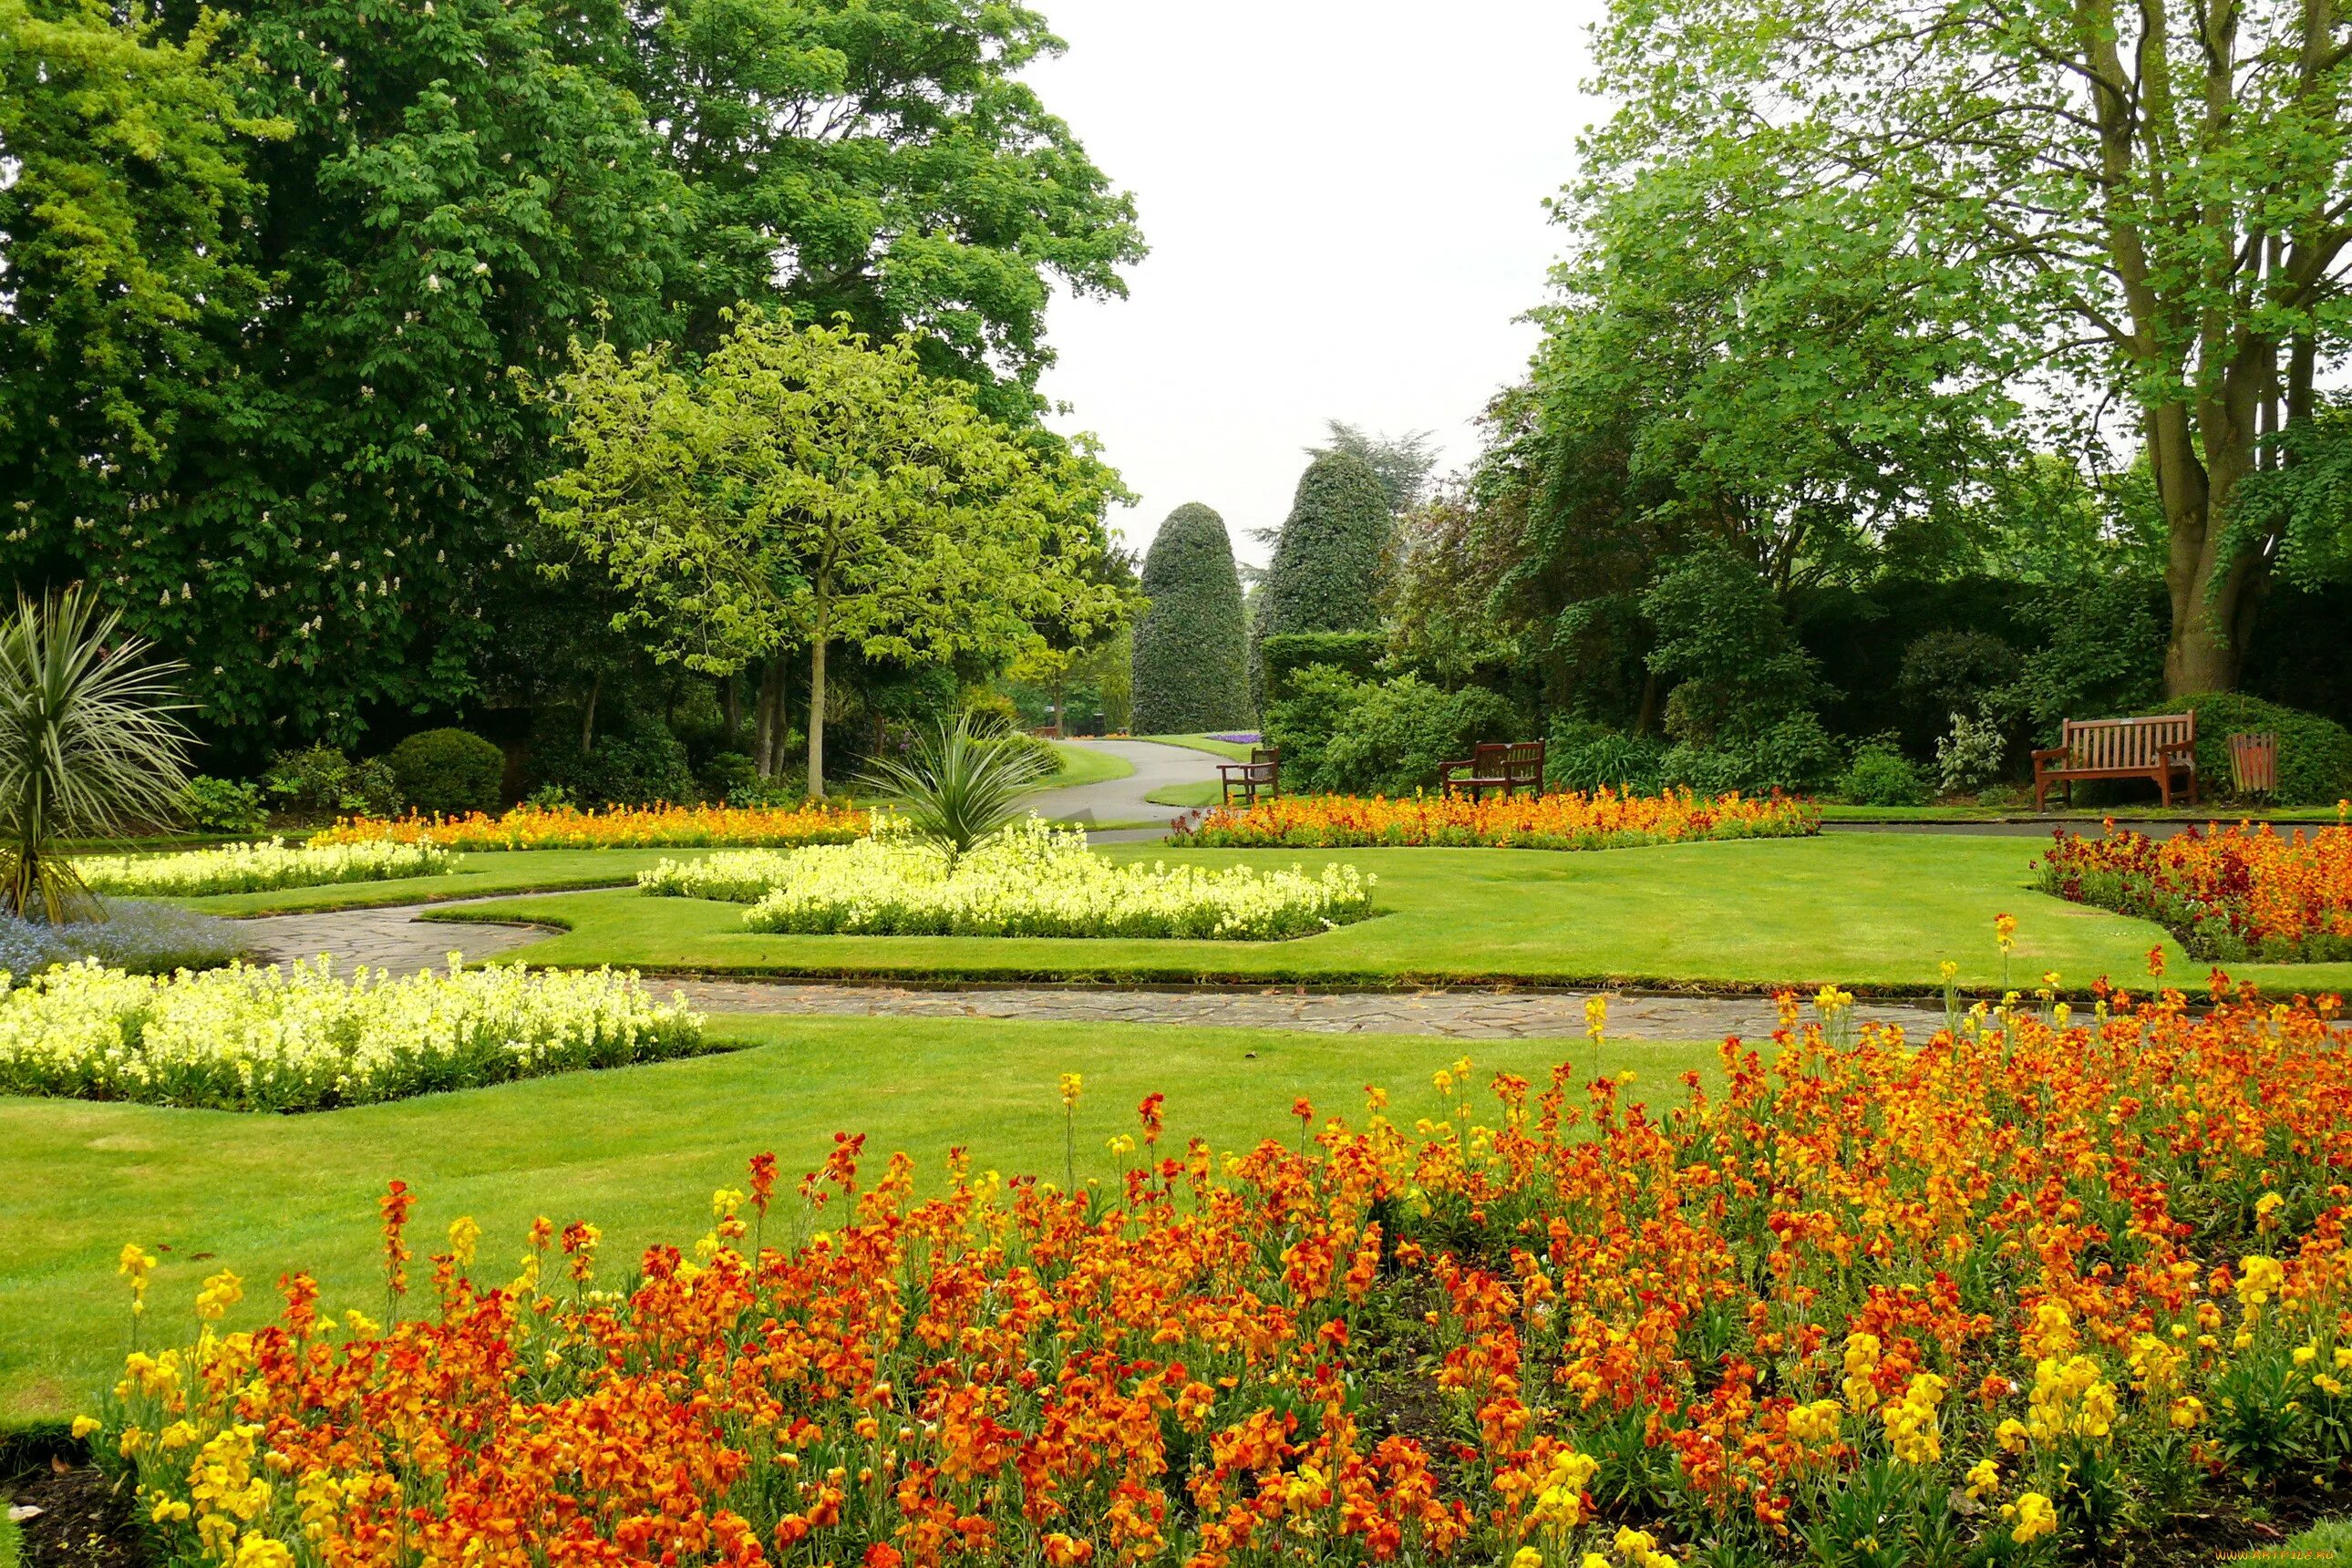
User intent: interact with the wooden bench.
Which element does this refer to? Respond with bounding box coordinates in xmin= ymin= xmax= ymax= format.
xmin=1218 ymin=746 xmax=1281 ymax=807
xmin=2032 ymin=714 xmax=2199 ymax=810
xmin=1439 ymin=739 xmax=1546 ymax=800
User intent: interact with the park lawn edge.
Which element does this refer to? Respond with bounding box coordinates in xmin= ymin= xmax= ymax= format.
xmin=1134 ymin=733 xmax=1254 ymax=762
xmin=1033 ymin=742 xmax=1136 ymax=790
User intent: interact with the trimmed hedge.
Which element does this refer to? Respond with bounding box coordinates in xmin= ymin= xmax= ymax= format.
xmin=1261 ymin=451 xmax=1388 ymax=639
xmin=1260 ymin=630 xmax=1384 ymax=706
xmin=386 ymin=727 xmax=505 ymax=816
xmin=1130 ymin=502 xmax=1252 ymax=735
xmin=2141 ymin=692 xmax=2352 ymax=805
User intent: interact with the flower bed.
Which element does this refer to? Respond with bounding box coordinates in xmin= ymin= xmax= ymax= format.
xmin=1171 ymin=786 xmax=1820 ymax=850
xmin=642 ymin=818 xmax=1375 ymax=939
xmin=313 ymin=801 xmax=872 ymax=851
xmin=80 ymin=986 xmax=2352 ymax=1563
xmin=2037 ymin=820 xmax=2352 ymax=962
xmin=76 ymin=838 xmax=451 ymax=897
xmin=0 ymin=958 xmax=706 ymax=1110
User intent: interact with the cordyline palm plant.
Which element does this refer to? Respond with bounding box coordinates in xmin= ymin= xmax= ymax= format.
xmin=0 ymin=587 xmax=194 ymax=923
xmin=857 ymin=711 xmax=1053 ymax=859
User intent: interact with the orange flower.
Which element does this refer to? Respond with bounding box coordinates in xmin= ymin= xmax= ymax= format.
xmin=1171 ymin=787 xmax=1817 ymax=851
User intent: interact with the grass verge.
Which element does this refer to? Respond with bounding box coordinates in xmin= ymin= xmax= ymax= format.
xmin=435 ymin=832 xmax=2352 ymax=993
xmin=1134 ymin=733 xmax=1254 ymax=762
xmin=161 ymin=848 xmax=717 ymax=916
xmin=0 ymin=1015 xmax=1707 ymax=1421
xmin=1032 ymin=742 xmax=1136 ymax=791
xmin=1144 ymin=780 xmax=1223 ymax=809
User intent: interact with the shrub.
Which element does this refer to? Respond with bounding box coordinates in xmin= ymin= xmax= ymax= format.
xmin=2144 ymin=692 xmax=2352 ymax=805
xmin=1130 ymin=503 xmax=1252 ymax=734
xmin=857 ymin=713 xmax=1055 ymax=855
xmin=1259 ymin=630 xmax=1384 ymax=707
xmin=1643 ymin=550 xmax=1818 ymax=745
xmin=180 ymin=776 xmax=267 ymax=835
xmin=529 ymin=722 xmax=695 ymax=808
xmin=1545 ymin=718 xmax=1666 ymax=794
xmin=1744 ymin=711 xmax=1843 ymax=794
xmin=0 ymin=958 xmax=707 ymax=1110
xmin=1259 ymin=452 xmax=1390 ymax=639
xmin=264 ymin=745 xmax=404 ymax=820
xmin=0 ymin=901 xmax=244 ymax=979
xmin=1656 ymin=742 xmax=1749 ymax=796
xmin=387 ymin=728 xmax=506 ymax=816
xmin=1936 ymin=708 xmax=2008 ymax=791
xmin=1262 ymin=663 xmax=1365 ymax=789
xmin=1317 ymin=676 xmax=1519 ymax=797
xmin=1897 ymin=629 xmax=2020 ymax=727
xmin=698 ymin=751 xmax=759 ymax=802
xmin=645 ymin=818 xmax=1374 ymax=940
xmin=1839 ymin=743 xmax=1931 ymax=806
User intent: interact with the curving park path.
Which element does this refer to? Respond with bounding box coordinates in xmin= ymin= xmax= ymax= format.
xmin=1026 ymin=738 xmax=1224 ymax=836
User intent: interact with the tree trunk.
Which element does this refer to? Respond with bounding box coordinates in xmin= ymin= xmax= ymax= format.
xmin=806 ymin=634 xmax=829 ymax=797
xmin=579 ymin=673 xmax=600 ymax=756
xmin=754 ymin=656 xmax=788 ymax=777
xmin=721 ymin=673 xmax=741 ymax=740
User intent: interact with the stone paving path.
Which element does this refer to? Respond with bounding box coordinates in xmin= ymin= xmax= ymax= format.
xmin=1026 ymin=738 xmax=1222 ymax=830
xmin=235 ymin=901 xmax=1945 ymax=1041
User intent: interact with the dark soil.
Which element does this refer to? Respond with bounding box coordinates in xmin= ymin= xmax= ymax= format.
xmin=11 ymin=1462 xmax=144 ymax=1568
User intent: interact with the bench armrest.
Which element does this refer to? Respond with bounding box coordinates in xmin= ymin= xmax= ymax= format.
xmin=1437 ymin=758 xmax=1472 ymax=780
xmin=2030 ymin=747 xmax=2069 ymax=766
xmin=2158 ymin=740 xmax=2197 ymax=758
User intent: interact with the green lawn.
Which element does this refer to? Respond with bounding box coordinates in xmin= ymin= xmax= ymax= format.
xmin=1034 ymin=741 xmax=1136 ymax=790
xmin=163 ymin=848 xmax=715 ymax=916
xmin=428 ymin=832 xmax=2349 ymax=992
xmin=1818 ymin=801 xmax=2349 ymax=822
xmin=0 ymin=1015 xmax=1708 ymax=1422
xmin=1136 ymin=732 xmax=1255 ymax=762
xmin=1145 ymin=779 xmax=1224 ymax=809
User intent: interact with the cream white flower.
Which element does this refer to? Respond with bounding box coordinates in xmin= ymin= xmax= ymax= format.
xmin=77 ymin=839 xmax=453 ymax=898
xmin=641 ymin=818 xmax=1375 ymax=941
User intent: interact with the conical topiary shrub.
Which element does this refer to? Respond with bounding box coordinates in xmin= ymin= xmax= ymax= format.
xmin=1130 ymin=503 xmax=1252 ymax=735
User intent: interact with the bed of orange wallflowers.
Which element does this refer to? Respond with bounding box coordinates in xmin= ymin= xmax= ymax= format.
xmin=83 ymin=980 xmax=2352 ymax=1566
xmin=1170 ymin=788 xmax=1819 ymax=851
xmin=2039 ymin=815 xmax=2352 ymax=963
xmin=311 ymin=801 xmax=871 ymax=852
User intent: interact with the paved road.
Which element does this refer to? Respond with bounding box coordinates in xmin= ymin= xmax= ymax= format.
xmin=1027 ymin=738 xmax=1224 ymax=831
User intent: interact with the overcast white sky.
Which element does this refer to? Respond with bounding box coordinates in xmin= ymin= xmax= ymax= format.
xmin=1026 ymin=1 xmax=1608 ymax=571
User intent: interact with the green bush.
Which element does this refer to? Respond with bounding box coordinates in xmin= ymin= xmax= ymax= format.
xmin=1839 ymin=744 xmax=1931 ymax=806
xmin=263 ymin=745 xmax=404 ymax=820
xmin=1545 ymin=718 xmax=1666 ymax=794
xmin=1260 ymin=631 xmax=1384 ymax=707
xmin=1130 ymin=502 xmax=1252 ymax=735
xmin=387 ymin=728 xmax=507 ymax=816
xmin=1656 ymin=744 xmax=1749 ymax=796
xmin=1745 ymin=712 xmax=1845 ymax=794
xmin=1266 ymin=667 xmax=1522 ymax=797
xmin=1260 ymin=453 xmax=1390 ymax=640
xmin=530 ymin=721 xmax=695 ymax=808
xmin=699 ymin=751 xmax=759 ymax=801
xmin=2144 ymin=693 xmax=2352 ymax=805
xmin=181 ymin=776 xmax=268 ymax=834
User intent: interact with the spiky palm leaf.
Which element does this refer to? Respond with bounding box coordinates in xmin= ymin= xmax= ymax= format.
xmin=0 ymin=587 xmax=194 ymax=923
xmin=856 ymin=712 xmax=1054 ymax=858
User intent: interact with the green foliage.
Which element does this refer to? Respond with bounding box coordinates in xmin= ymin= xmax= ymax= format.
xmin=1313 ymin=421 xmax=1439 ymax=515
xmin=263 ymin=746 xmax=403 ymax=821
xmin=1839 ymin=744 xmax=1930 ymax=807
xmin=2006 ymin=587 xmax=2167 ymax=738
xmin=1642 ymin=552 xmax=1819 ymax=746
xmin=1742 ymin=712 xmax=1844 ymax=794
xmin=857 ymin=712 xmax=1053 ymax=856
xmin=1544 ymin=718 xmax=1666 ymax=794
xmin=1935 ymin=711 xmax=2008 ymax=793
xmin=1261 ymin=452 xmax=1391 ymax=640
xmin=529 ymin=719 xmax=696 ymax=809
xmin=0 ymin=588 xmax=194 ymax=923
xmin=1896 ymin=631 xmax=2019 ymax=732
xmin=386 ymin=729 xmax=506 ymax=818
xmin=1259 ymin=632 xmax=1385 ymax=707
xmin=1266 ymin=667 xmax=1522 ymax=797
xmin=1130 ymin=504 xmax=1251 ymax=735
xmin=541 ymin=313 xmax=1128 ymax=795
xmin=2145 ymin=694 xmax=2352 ymax=807
xmin=181 ymin=777 xmax=269 ymax=835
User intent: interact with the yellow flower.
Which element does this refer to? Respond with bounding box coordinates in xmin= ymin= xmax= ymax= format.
xmin=446 ymin=1214 xmax=480 ymax=1271
xmin=1994 ymin=913 xmax=2017 ymax=951
xmin=1583 ymin=995 xmax=1607 ymax=1040
xmin=1965 ymin=1457 xmax=1999 ymax=1499
xmin=1511 ymin=1551 xmax=1542 ymax=1568
xmin=194 ymin=1269 xmax=243 ymax=1323
xmin=70 ymin=1414 xmax=102 ymax=1439
xmin=2238 ymin=1254 xmax=2286 ymax=1306
xmin=1058 ymin=1072 xmax=1083 ymax=1111
xmin=2007 ymin=1491 xmax=2058 ymax=1543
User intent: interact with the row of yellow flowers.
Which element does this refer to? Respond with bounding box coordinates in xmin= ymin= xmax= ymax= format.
xmin=1170 ymin=787 xmax=1820 ymax=851
xmin=312 ymin=800 xmax=872 ymax=851
xmin=80 ymin=975 xmax=2352 ymax=1564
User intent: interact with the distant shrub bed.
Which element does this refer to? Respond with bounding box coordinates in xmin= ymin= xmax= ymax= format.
xmin=0 ymin=903 xmax=246 ymax=980
xmin=315 ymin=801 xmax=871 ymax=851
xmin=642 ymin=818 xmax=1374 ymax=939
xmin=2039 ymin=820 xmax=2352 ymax=962
xmin=76 ymin=838 xmax=451 ymax=897
xmin=1171 ymin=788 xmax=1821 ymax=851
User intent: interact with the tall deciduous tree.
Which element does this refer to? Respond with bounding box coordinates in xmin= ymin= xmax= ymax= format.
xmin=1589 ymin=0 xmax=2352 ymax=694
xmin=1130 ymin=503 xmax=1250 ymax=734
xmin=539 ymin=313 xmax=1125 ymax=794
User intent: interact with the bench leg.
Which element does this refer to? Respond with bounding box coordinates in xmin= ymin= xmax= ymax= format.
xmin=2158 ymin=771 xmax=2171 ymax=809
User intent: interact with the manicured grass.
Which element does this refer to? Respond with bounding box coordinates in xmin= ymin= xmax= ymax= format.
xmin=438 ymin=832 xmax=2352 ymax=992
xmin=1818 ymin=801 xmax=2349 ymax=822
xmin=1137 ymin=732 xmax=1255 ymax=762
xmin=2265 ymin=1519 xmax=2352 ymax=1564
xmin=1145 ymin=779 xmax=1223 ymax=809
xmin=0 ymin=1015 xmax=1711 ymax=1421
xmin=1033 ymin=741 xmax=1136 ymax=790
xmin=161 ymin=848 xmax=714 ymax=916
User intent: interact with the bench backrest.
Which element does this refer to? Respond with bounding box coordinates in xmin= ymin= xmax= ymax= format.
xmin=2063 ymin=713 xmax=2195 ymax=769
xmin=1503 ymin=740 xmax=1545 ymax=787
